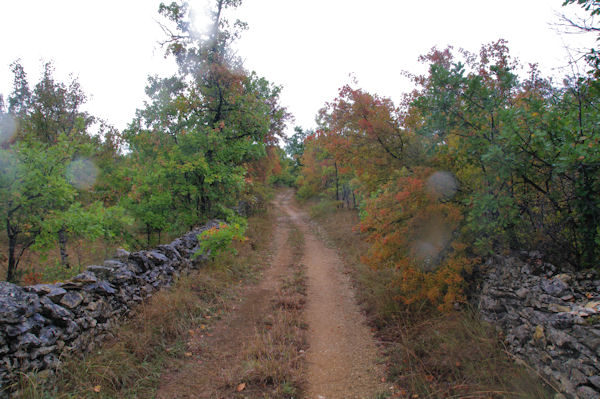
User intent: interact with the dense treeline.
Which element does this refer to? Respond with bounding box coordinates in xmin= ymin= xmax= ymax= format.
xmin=0 ymin=0 xmax=290 ymax=283
xmin=294 ymin=1 xmax=600 ymax=310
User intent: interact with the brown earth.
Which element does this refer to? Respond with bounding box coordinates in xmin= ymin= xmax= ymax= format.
xmin=283 ymin=195 xmax=386 ymax=399
xmin=157 ymin=190 xmax=386 ymax=398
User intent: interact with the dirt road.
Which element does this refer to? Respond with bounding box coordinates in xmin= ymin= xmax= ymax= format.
xmin=157 ymin=190 xmax=384 ymax=398
xmin=280 ymin=192 xmax=385 ymax=399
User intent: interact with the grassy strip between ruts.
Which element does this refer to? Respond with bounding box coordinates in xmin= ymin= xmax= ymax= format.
xmin=304 ymin=198 xmax=555 ymax=399
xmin=231 ymin=223 xmax=308 ymax=398
xmin=13 ymin=210 xmax=275 ymax=399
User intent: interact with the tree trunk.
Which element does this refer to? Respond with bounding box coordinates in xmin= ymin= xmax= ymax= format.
xmin=6 ymin=230 xmax=17 ymax=282
xmin=334 ymin=161 xmax=339 ymax=201
xmin=58 ymin=227 xmax=70 ymax=268
xmin=6 ymin=211 xmax=20 ymax=282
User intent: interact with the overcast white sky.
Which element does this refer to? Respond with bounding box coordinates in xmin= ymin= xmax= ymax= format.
xmin=0 ymin=1 xmax=596 ymax=136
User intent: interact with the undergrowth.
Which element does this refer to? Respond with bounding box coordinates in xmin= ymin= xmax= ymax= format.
xmin=13 ymin=211 xmax=274 ymax=398
xmin=236 ymin=223 xmax=307 ymax=398
xmin=306 ymin=198 xmax=554 ymax=399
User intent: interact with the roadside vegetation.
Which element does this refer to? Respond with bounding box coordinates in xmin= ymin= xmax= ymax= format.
xmin=306 ymin=201 xmax=553 ymax=398
xmin=15 ymin=209 xmax=274 ymax=398
xmin=0 ymin=0 xmax=293 ymax=284
xmin=236 ymin=224 xmax=307 ymax=398
xmin=286 ymin=1 xmax=600 ymax=395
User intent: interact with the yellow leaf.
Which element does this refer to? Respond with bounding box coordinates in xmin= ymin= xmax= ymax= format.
xmin=236 ymin=382 xmax=246 ymax=392
xmin=93 ymin=385 xmax=101 ymax=393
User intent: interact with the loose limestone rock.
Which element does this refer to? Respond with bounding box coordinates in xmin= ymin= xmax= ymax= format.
xmin=0 ymin=223 xmax=212 ymax=395
xmin=477 ymin=254 xmax=600 ymax=398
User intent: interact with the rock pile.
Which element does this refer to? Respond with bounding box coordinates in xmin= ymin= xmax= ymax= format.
xmin=0 ymin=222 xmax=218 ymax=393
xmin=477 ymin=252 xmax=600 ymax=399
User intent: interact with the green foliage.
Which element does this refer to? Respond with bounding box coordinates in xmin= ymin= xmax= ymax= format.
xmin=410 ymin=42 xmax=600 ymax=268
xmin=196 ymin=216 xmax=247 ymax=260
xmin=123 ymin=0 xmax=289 ymax=241
xmin=284 ymin=126 xmax=310 ymax=168
xmin=0 ymin=61 xmax=131 ymax=281
xmin=0 ymin=1 xmax=288 ymax=282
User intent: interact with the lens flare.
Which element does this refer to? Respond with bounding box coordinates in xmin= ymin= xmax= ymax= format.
xmin=426 ymin=171 xmax=457 ymax=200
xmin=0 ymin=114 xmax=17 ymax=145
xmin=411 ymin=214 xmax=452 ymax=272
xmin=67 ymin=158 xmax=99 ymax=190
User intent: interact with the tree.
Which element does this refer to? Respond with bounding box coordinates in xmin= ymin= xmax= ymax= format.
xmin=124 ymin=0 xmax=289 ymax=233
xmin=285 ymin=126 xmax=310 ymax=167
xmin=1 ymin=62 xmax=129 ymax=280
xmin=561 ymin=0 xmax=600 ymax=74
xmin=0 ymin=138 xmax=76 ymax=281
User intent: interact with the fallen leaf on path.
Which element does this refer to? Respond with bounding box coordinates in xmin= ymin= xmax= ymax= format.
xmin=236 ymin=382 xmax=246 ymax=392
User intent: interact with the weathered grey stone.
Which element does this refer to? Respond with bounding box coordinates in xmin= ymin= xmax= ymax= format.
xmin=15 ymin=333 xmax=41 ymax=350
xmin=589 ymin=375 xmax=600 ymax=390
xmin=59 ymin=291 xmax=84 ymax=309
xmin=577 ymin=385 xmax=600 ymax=399
xmin=477 ymin=254 xmax=600 ymax=399
xmin=548 ymin=304 xmax=571 ymax=313
xmin=86 ymin=265 xmax=115 ymax=280
xmin=542 ymin=278 xmax=570 ymax=297
xmin=40 ymin=296 xmax=72 ymax=325
xmin=114 ymin=248 xmax=130 ymax=260
xmin=42 ymin=354 xmax=59 ymax=369
xmin=38 ymin=326 xmax=61 ymax=347
xmin=71 ymin=271 xmax=98 ymax=285
xmin=570 ymin=367 xmax=588 ymax=385
xmin=516 ymin=287 xmax=529 ymax=298
xmin=0 ymin=282 xmax=40 ymax=323
xmin=83 ymin=281 xmax=116 ymax=295
xmin=547 ymin=328 xmax=576 ymax=348
xmin=24 ymin=284 xmax=67 ymax=303
xmin=479 ymin=295 xmax=505 ymax=313
xmin=0 ymin=221 xmax=245 ymax=393
xmin=110 ymin=267 xmax=136 ymax=283
xmin=5 ymin=320 xmax=36 ymax=337
xmin=64 ymin=320 xmax=80 ymax=339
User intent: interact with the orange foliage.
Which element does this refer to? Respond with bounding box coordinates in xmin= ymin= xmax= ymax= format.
xmin=359 ymin=168 xmax=475 ymax=311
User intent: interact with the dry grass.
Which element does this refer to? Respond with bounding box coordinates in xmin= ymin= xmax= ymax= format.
xmin=235 ymin=224 xmax=307 ymax=398
xmin=0 ymin=224 xmax=185 ymax=284
xmin=305 ymin=199 xmax=554 ymax=399
xmin=14 ymin=211 xmax=274 ymax=399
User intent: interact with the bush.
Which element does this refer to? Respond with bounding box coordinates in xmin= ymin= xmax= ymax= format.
xmin=195 ymin=218 xmax=247 ymax=260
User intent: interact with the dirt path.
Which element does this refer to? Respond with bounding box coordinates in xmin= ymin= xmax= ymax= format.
xmin=281 ymin=195 xmax=386 ymax=399
xmin=157 ymin=194 xmax=295 ymax=398
xmin=157 ymin=190 xmax=385 ymax=398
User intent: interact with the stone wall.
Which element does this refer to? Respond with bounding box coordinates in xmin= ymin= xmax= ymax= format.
xmin=477 ymin=252 xmax=600 ymax=399
xmin=0 ymin=221 xmax=218 ymax=394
